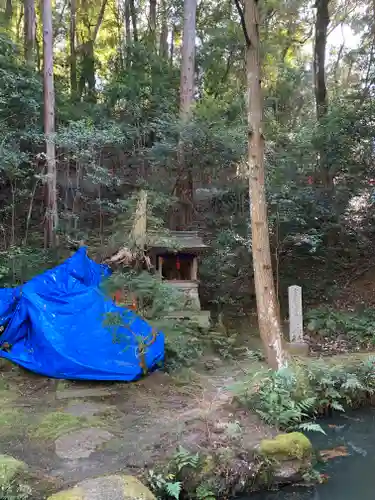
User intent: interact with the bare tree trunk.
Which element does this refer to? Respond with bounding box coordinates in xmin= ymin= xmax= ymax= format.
xmin=149 ymin=0 xmax=156 ymax=44
xmin=24 ymin=0 xmax=35 ymax=64
xmin=5 ymin=0 xmax=12 ymax=26
xmin=235 ymin=0 xmax=286 ymax=370
xmin=129 ymin=0 xmax=138 ymax=42
xmin=173 ymin=0 xmax=196 ymax=230
xmin=124 ymin=0 xmax=131 ymax=65
xmin=314 ymin=0 xmax=329 ymax=120
xmin=314 ymin=0 xmax=331 ymax=188
xmin=42 ymin=0 xmax=58 ymax=247
xmin=159 ymin=0 xmax=168 ymax=57
xmin=70 ymin=0 xmax=77 ymax=96
xmin=170 ymin=24 xmax=176 ymax=64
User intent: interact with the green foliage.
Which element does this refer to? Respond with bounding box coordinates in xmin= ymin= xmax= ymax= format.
xmin=147 ymin=470 xmax=182 ymax=500
xmin=104 ymin=268 xmax=204 ymax=371
xmin=147 ymin=447 xmax=203 ymax=500
xmin=0 ymin=482 xmax=32 ymax=500
xmin=172 ymin=447 xmax=200 ymax=473
xmin=233 ymin=357 xmax=375 ymax=432
xmin=306 ymin=307 xmax=375 ymax=342
xmin=236 ymin=368 xmax=324 ymax=433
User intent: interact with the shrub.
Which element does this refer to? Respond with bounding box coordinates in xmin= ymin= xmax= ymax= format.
xmin=305 ymin=307 xmax=375 ymax=342
xmin=232 ymin=357 xmax=375 ymax=432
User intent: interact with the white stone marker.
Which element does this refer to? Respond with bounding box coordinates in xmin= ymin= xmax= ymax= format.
xmin=288 ymin=285 xmax=303 ymax=343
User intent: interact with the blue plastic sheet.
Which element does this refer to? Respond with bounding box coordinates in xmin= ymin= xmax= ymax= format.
xmin=0 ymin=248 xmax=164 ymax=380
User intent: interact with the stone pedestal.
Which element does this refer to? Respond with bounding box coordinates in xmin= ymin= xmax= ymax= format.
xmin=167 ymin=280 xmax=201 ymax=310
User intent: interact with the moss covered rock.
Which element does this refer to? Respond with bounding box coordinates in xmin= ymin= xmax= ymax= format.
xmin=48 ymin=490 xmax=84 ymax=500
xmin=48 ymin=475 xmax=156 ymax=500
xmin=258 ymin=433 xmax=314 ymax=486
xmin=259 ymin=432 xmax=312 ymax=461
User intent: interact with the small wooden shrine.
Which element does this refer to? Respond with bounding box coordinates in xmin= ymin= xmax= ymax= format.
xmin=149 ymin=231 xmax=210 ymax=327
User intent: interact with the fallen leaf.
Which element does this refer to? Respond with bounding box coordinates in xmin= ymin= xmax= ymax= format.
xmin=320 ymin=473 xmax=330 ymax=483
xmin=320 ymin=446 xmax=349 ymax=461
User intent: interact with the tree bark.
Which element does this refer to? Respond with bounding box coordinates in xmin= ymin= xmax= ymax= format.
xmin=149 ymin=0 xmax=156 ymax=44
xmin=314 ymin=0 xmax=329 ymax=121
xmin=173 ymin=0 xmax=196 ymax=230
xmin=235 ymin=0 xmax=287 ymax=370
xmin=129 ymin=0 xmax=138 ymax=42
xmin=24 ymin=0 xmax=35 ymax=64
xmin=5 ymin=0 xmax=12 ymax=26
xmin=170 ymin=24 xmax=176 ymax=64
xmin=70 ymin=0 xmax=77 ymax=96
xmin=42 ymin=0 xmax=58 ymax=248
xmin=124 ymin=0 xmax=131 ymax=65
xmin=314 ymin=0 xmax=332 ymax=189
xmin=159 ymin=0 xmax=168 ymax=57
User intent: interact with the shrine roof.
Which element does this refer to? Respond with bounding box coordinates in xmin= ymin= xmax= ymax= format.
xmin=149 ymin=231 xmax=208 ymax=252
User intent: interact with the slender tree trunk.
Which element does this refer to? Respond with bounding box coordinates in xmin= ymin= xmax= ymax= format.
xmin=159 ymin=0 xmax=168 ymax=57
xmin=235 ymin=0 xmax=286 ymax=370
xmin=170 ymin=24 xmax=176 ymax=64
xmin=173 ymin=0 xmax=196 ymax=230
xmin=149 ymin=0 xmax=156 ymax=44
xmin=314 ymin=0 xmax=329 ymax=120
xmin=5 ymin=0 xmax=12 ymax=26
xmin=129 ymin=0 xmax=138 ymax=42
xmin=24 ymin=0 xmax=36 ymax=64
xmin=70 ymin=0 xmax=77 ymax=96
xmin=314 ymin=0 xmax=331 ymax=188
xmin=78 ymin=0 xmax=107 ymax=102
xmin=124 ymin=0 xmax=131 ymax=65
xmin=42 ymin=0 xmax=58 ymax=247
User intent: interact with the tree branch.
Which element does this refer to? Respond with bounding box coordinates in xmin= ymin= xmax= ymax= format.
xmin=93 ymin=0 xmax=108 ymax=43
xmin=233 ymin=0 xmax=250 ymax=47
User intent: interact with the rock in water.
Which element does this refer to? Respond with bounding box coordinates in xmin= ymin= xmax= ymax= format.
xmin=258 ymin=432 xmax=314 ymax=485
xmin=48 ymin=475 xmax=156 ymax=500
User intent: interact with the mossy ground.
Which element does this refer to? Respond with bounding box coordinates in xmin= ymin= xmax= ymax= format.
xmin=0 ymin=351 xmax=371 ymax=498
xmin=30 ymin=412 xmax=102 ymax=441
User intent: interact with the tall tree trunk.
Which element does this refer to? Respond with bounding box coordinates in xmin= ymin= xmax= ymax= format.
xmin=124 ymin=0 xmax=131 ymax=65
xmin=170 ymin=24 xmax=176 ymax=64
xmin=234 ymin=0 xmax=286 ymax=370
xmin=42 ymin=0 xmax=58 ymax=247
xmin=70 ymin=0 xmax=77 ymax=96
xmin=314 ymin=0 xmax=329 ymax=120
xmin=149 ymin=0 xmax=156 ymax=44
xmin=24 ymin=0 xmax=35 ymax=64
xmin=129 ymin=0 xmax=138 ymax=42
xmin=78 ymin=0 xmax=107 ymax=102
xmin=159 ymin=0 xmax=168 ymax=57
xmin=314 ymin=0 xmax=331 ymax=188
xmin=173 ymin=0 xmax=196 ymax=230
xmin=4 ymin=0 xmax=12 ymax=26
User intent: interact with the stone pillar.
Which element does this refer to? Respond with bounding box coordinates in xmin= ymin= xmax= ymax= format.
xmin=191 ymin=256 xmax=198 ymax=281
xmin=158 ymin=256 xmax=163 ymax=278
xmin=288 ymin=285 xmax=308 ymax=355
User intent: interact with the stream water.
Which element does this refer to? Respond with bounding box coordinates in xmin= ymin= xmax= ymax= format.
xmin=251 ymin=407 xmax=375 ymax=500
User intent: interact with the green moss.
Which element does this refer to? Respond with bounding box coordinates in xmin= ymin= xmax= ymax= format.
xmin=0 ymin=408 xmax=27 ymax=437
xmin=31 ymin=412 xmax=99 ymax=441
xmin=0 ymin=455 xmax=27 ymax=486
xmin=122 ymin=476 xmax=156 ymax=500
xmin=259 ymin=432 xmax=312 ymax=461
xmin=47 ymin=488 xmax=84 ymax=500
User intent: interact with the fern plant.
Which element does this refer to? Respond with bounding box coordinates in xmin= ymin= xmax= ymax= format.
xmin=147 ymin=470 xmax=182 ymax=500
xmin=173 ymin=447 xmax=200 ymax=473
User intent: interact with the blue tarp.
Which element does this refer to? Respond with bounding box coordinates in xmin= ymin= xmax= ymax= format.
xmin=0 ymin=248 xmax=164 ymax=380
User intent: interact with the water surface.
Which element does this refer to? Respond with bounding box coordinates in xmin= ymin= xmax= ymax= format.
xmin=251 ymin=407 xmax=375 ymax=499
